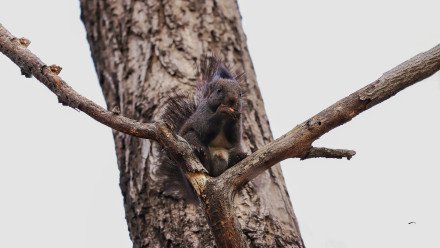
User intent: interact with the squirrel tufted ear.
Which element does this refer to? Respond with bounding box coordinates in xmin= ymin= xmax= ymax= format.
xmin=198 ymin=54 xmax=234 ymax=82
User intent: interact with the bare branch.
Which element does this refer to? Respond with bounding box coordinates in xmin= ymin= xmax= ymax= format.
xmin=221 ymin=43 xmax=440 ymax=190
xmin=302 ymin=147 xmax=356 ymax=160
xmin=0 ymin=24 xmax=207 ymax=179
xmin=0 ymin=24 xmax=156 ymax=139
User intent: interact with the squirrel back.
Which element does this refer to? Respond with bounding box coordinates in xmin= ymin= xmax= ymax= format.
xmin=158 ymin=55 xmax=247 ymax=202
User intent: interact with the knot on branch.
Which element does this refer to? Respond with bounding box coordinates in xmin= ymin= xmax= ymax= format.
xmin=48 ymin=64 xmax=62 ymax=75
xmin=20 ymin=67 xmax=32 ymax=78
xmin=18 ymin=37 xmax=31 ymax=47
xmin=111 ymin=106 xmax=121 ymax=115
xmin=11 ymin=37 xmax=31 ymax=47
xmin=306 ymin=118 xmax=323 ymax=130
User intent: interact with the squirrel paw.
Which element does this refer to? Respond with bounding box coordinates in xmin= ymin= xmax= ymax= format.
xmin=229 ymin=151 xmax=248 ymax=166
xmin=193 ymin=145 xmax=208 ymax=162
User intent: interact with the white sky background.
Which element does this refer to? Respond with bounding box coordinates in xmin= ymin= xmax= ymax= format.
xmin=0 ymin=1 xmax=439 ymax=247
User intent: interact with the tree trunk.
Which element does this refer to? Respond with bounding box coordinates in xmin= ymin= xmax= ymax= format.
xmin=80 ymin=1 xmax=304 ymax=247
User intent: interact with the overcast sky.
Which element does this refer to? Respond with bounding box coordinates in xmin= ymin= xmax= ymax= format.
xmin=1 ymin=1 xmax=439 ymax=247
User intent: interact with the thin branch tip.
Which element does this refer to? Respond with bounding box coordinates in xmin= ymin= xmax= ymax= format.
xmin=303 ymin=147 xmax=356 ymax=160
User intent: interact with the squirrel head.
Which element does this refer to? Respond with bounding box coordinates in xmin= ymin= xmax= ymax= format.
xmin=206 ymin=79 xmax=242 ymax=116
xmin=197 ymin=55 xmax=244 ymax=117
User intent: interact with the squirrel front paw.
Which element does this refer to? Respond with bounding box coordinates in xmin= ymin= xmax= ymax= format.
xmin=193 ymin=145 xmax=209 ymax=162
xmin=229 ymin=151 xmax=248 ymax=166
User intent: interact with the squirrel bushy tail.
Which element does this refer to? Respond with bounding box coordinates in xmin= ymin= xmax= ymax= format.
xmin=158 ymin=96 xmax=198 ymax=202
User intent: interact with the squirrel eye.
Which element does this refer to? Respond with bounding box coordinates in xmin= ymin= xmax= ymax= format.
xmin=217 ymin=88 xmax=222 ymax=93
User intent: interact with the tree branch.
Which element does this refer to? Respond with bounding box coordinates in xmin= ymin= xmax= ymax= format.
xmin=220 ymin=42 xmax=440 ymax=191
xmin=0 ymin=23 xmax=207 ymax=183
xmin=0 ymin=24 xmax=158 ymax=139
xmin=302 ymin=147 xmax=356 ymax=160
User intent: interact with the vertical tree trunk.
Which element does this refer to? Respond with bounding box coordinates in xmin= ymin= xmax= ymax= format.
xmin=80 ymin=1 xmax=304 ymax=247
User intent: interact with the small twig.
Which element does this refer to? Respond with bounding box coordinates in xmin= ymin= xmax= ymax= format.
xmin=302 ymin=147 xmax=356 ymax=160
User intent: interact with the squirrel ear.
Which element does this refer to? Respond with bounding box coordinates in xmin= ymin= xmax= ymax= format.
xmin=215 ymin=64 xmax=234 ymax=79
xmin=199 ymin=54 xmax=234 ymax=82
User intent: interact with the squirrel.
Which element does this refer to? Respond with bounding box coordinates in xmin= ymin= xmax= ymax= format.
xmin=158 ymin=54 xmax=247 ymax=201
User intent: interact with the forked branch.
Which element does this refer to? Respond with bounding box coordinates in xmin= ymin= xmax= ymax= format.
xmin=2 ymin=22 xmax=440 ymax=248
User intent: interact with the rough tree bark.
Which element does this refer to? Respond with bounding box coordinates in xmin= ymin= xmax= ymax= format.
xmin=80 ymin=1 xmax=303 ymax=247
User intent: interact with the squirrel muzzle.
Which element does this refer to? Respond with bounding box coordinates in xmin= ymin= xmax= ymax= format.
xmin=218 ymin=104 xmax=235 ymax=113
xmin=218 ymin=104 xmax=241 ymax=117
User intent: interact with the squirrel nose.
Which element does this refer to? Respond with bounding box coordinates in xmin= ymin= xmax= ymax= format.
xmin=227 ymin=96 xmax=238 ymax=106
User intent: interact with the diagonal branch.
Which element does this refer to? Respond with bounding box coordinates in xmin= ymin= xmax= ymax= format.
xmin=220 ymin=42 xmax=440 ymax=191
xmin=302 ymin=147 xmax=356 ymax=160
xmin=0 ymin=24 xmax=158 ymax=140
xmin=0 ymin=23 xmax=207 ymax=181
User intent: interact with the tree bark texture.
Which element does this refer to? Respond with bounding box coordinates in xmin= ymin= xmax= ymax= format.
xmin=80 ymin=1 xmax=304 ymax=247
